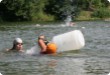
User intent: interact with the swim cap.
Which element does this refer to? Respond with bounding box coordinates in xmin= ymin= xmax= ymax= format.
xmin=14 ymin=38 xmax=23 ymax=44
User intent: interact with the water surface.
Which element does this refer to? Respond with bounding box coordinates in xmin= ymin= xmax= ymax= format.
xmin=0 ymin=21 xmax=110 ymax=75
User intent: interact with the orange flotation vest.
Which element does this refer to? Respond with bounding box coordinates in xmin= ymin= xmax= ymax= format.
xmin=46 ymin=43 xmax=57 ymax=54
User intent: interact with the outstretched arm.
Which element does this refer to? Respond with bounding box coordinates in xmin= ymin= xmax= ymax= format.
xmin=38 ymin=39 xmax=47 ymax=53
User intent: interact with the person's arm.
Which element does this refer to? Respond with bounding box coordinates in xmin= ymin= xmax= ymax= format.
xmin=5 ymin=48 xmax=13 ymax=52
xmin=38 ymin=39 xmax=47 ymax=53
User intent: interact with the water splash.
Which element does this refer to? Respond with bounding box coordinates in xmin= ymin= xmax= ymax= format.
xmin=65 ymin=15 xmax=72 ymax=26
xmin=26 ymin=45 xmax=40 ymax=55
xmin=61 ymin=0 xmax=76 ymax=26
xmin=64 ymin=15 xmax=75 ymax=26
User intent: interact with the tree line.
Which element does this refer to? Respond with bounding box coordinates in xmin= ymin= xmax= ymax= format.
xmin=0 ymin=0 xmax=110 ymax=22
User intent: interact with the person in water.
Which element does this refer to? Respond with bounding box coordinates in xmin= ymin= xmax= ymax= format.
xmin=6 ymin=38 xmax=24 ymax=52
xmin=38 ymin=35 xmax=57 ymax=54
xmin=38 ymin=35 xmax=49 ymax=54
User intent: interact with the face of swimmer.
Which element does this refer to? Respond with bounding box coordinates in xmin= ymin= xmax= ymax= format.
xmin=15 ymin=43 xmax=23 ymax=50
xmin=14 ymin=38 xmax=23 ymax=50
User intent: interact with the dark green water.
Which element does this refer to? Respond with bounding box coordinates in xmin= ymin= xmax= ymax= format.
xmin=0 ymin=21 xmax=110 ymax=75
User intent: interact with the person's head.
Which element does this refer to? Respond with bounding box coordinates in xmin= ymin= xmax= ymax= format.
xmin=38 ymin=35 xmax=45 ymax=40
xmin=12 ymin=38 xmax=23 ymax=50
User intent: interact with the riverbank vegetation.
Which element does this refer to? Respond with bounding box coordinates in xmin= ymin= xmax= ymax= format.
xmin=0 ymin=0 xmax=110 ymax=22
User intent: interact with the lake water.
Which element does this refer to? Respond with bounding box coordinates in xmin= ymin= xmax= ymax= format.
xmin=0 ymin=21 xmax=110 ymax=75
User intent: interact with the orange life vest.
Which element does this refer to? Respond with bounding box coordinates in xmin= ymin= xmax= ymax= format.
xmin=46 ymin=43 xmax=57 ymax=54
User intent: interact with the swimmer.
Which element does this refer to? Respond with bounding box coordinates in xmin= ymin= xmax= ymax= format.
xmin=6 ymin=38 xmax=24 ymax=52
xmin=38 ymin=35 xmax=57 ymax=54
xmin=38 ymin=35 xmax=49 ymax=54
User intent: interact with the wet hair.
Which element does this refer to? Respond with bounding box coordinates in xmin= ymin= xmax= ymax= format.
xmin=38 ymin=35 xmax=45 ymax=40
xmin=38 ymin=35 xmax=49 ymax=45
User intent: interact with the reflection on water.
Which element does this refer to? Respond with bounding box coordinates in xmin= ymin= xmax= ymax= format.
xmin=0 ymin=21 xmax=110 ymax=75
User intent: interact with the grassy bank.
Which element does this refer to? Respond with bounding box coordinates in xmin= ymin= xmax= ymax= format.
xmin=75 ymin=11 xmax=100 ymax=21
xmin=1 ymin=10 xmax=110 ymax=23
xmin=75 ymin=7 xmax=110 ymax=21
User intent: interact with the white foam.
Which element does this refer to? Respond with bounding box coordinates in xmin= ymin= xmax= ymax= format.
xmin=26 ymin=44 xmax=40 ymax=55
xmin=0 ymin=73 xmax=3 ymax=75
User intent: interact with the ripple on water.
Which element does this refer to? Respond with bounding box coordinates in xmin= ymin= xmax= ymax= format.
xmin=0 ymin=21 xmax=110 ymax=75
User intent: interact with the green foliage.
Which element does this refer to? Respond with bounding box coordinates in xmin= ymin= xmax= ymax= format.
xmin=0 ymin=0 xmax=110 ymax=21
xmin=31 ymin=12 xmax=54 ymax=21
xmin=92 ymin=7 xmax=110 ymax=18
xmin=0 ymin=16 xmax=2 ymax=22
xmin=45 ymin=0 xmax=77 ymax=20
xmin=1 ymin=0 xmax=49 ymax=21
xmin=75 ymin=0 xmax=109 ymax=11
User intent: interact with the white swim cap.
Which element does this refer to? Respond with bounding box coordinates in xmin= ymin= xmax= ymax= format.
xmin=14 ymin=38 xmax=23 ymax=44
